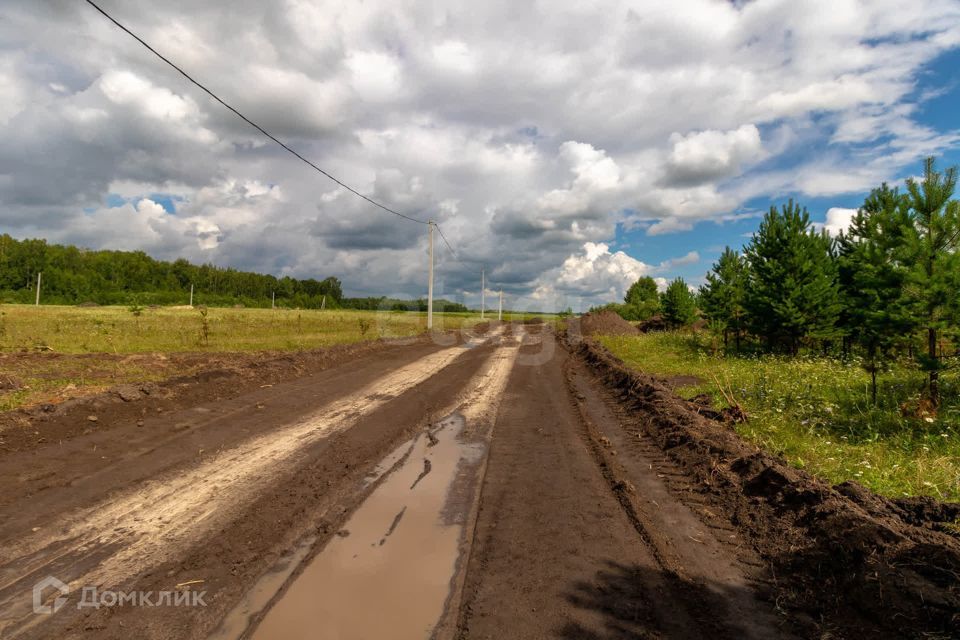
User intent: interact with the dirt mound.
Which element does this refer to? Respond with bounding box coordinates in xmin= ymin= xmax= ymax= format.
xmin=570 ymin=335 xmax=960 ymax=638
xmin=578 ymin=311 xmax=639 ymax=336
xmin=636 ymin=314 xmax=668 ymax=332
xmin=469 ymin=321 xmax=491 ymax=335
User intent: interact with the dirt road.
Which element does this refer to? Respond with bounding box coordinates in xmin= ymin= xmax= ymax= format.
xmin=0 ymin=323 xmax=956 ymax=639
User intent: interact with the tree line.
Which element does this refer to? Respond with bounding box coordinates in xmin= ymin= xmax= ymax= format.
xmin=339 ymin=297 xmax=468 ymax=312
xmin=0 ymin=234 xmax=344 ymax=309
xmin=0 ymin=234 xmax=473 ymax=313
xmin=597 ymin=158 xmax=960 ymax=406
xmin=590 ymin=275 xmax=698 ymax=328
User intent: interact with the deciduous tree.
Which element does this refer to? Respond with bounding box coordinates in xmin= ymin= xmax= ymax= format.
xmin=623 ymin=276 xmax=660 ymax=321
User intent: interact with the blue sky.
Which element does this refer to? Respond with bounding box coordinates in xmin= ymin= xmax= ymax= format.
xmin=612 ymin=47 xmax=960 ymax=290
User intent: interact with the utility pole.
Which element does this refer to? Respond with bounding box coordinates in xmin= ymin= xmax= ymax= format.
xmin=35 ymin=272 xmax=41 ymax=306
xmin=481 ymin=269 xmax=485 ymax=319
xmin=498 ymin=289 xmax=503 ymax=321
xmin=272 ymin=291 xmax=275 ymax=309
xmin=321 ymin=295 xmax=326 ymax=310
xmin=427 ymin=220 xmax=434 ymax=330
xmin=189 ymin=284 xmax=194 ymax=307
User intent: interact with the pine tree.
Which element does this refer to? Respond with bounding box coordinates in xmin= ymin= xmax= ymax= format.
xmin=699 ymin=247 xmax=748 ymax=350
xmin=661 ymin=277 xmax=696 ymax=328
xmin=744 ymin=200 xmax=841 ymax=353
xmin=623 ymin=276 xmax=660 ymax=321
xmin=837 ymin=184 xmax=914 ymax=403
xmin=902 ymin=158 xmax=960 ymax=408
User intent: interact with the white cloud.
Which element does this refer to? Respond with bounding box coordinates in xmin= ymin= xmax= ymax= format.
xmin=346 ymin=51 xmax=403 ymax=102
xmin=1 ymin=0 xmax=959 ymax=307
xmin=431 ymin=40 xmax=477 ymax=75
xmin=555 ymin=241 xmax=652 ymax=299
xmin=660 ymin=250 xmax=700 ymax=269
xmin=665 ymin=124 xmax=763 ymax=185
xmin=818 ymin=207 xmax=858 ymax=237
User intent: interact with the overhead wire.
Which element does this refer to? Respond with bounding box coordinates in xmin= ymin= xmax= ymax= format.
xmin=434 ymin=224 xmax=462 ymax=262
xmin=85 ymin=0 xmax=478 ymax=303
xmin=84 ymin=0 xmax=428 ymax=225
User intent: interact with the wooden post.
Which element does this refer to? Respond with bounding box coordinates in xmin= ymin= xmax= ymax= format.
xmin=427 ymin=221 xmax=434 ymax=329
xmin=35 ymin=272 xmax=41 ymax=306
xmin=481 ymin=269 xmax=485 ymax=320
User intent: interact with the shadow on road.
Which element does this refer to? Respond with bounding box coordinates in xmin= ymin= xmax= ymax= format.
xmin=558 ymin=559 xmax=787 ymax=640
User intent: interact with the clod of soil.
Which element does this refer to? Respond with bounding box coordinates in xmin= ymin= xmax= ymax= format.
xmin=636 ymin=314 xmax=668 ymax=332
xmin=576 ymin=310 xmax=639 ymax=336
xmin=570 ymin=334 xmax=960 ymax=639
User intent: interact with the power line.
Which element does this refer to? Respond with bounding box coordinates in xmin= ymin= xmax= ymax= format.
xmin=84 ymin=0 xmax=427 ymax=225
xmin=434 ymin=224 xmax=461 ymax=262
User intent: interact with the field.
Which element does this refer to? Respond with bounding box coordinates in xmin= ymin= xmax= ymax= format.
xmin=0 ymin=304 xmax=496 ymax=411
xmin=600 ymin=331 xmax=960 ymax=501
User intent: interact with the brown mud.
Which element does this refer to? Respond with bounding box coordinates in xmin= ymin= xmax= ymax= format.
xmin=568 ymin=334 xmax=960 ymax=638
xmin=455 ymin=330 xmax=797 ymax=640
xmin=0 ymin=338 xmax=432 ymax=454
xmin=1 ymin=323 xmax=957 ymax=639
xmin=248 ymin=416 xmax=475 ymax=640
xmin=0 ymin=331 xmax=500 ymax=639
xmin=578 ymin=311 xmax=639 ymax=336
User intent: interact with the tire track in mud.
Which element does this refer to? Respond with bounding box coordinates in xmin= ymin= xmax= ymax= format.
xmin=0 ymin=332 xmax=504 ymax=639
xmin=456 ymin=331 xmax=689 ymax=639
xmin=455 ymin=330 xmax=796 ymax=639
xmin=563 ymin=357 xmax=797 ymax=639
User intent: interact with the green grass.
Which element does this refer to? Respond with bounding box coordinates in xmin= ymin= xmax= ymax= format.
xmin=0 ymin=304 xmax=487 ymax=353
xmin=600 ymin=332 xmax=960 ymax=501
xmin=0 ymin=304 xmax=497 ymax=412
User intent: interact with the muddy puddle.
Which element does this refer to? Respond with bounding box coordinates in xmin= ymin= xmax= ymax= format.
xmin=215 ymin=413 xmax=485 ymax=640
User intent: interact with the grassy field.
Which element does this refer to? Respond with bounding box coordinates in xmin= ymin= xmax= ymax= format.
xmin=0 ymin=304 xmax=489 ymax=353
xmin=600 ymin=332 xmax=960 ymax=501
xmin=0 ymin=304 xmax=497 ymax=411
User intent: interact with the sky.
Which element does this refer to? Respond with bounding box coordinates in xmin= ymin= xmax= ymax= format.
xmin=2 ymin=0 xmax=960 ymax=312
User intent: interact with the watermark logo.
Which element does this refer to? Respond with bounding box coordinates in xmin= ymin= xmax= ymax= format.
xmin=31 ymin=576 xmax=207 ymax=614
xmin=33 ymin=576 xmax=69 ymax=614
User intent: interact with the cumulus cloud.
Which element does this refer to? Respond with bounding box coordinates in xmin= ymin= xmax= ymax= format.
xmin=664 ymin=125 xmax=764 ymax=186
xmin=518 ymin=242 xmax=701 ymax=309
xmin=557 ymin=242 xmax=651 ymax=295
xmin=817 ymin=207 xmax=858 ymax=237
xmin=1 ymin=0 xmax=959 ymax=307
